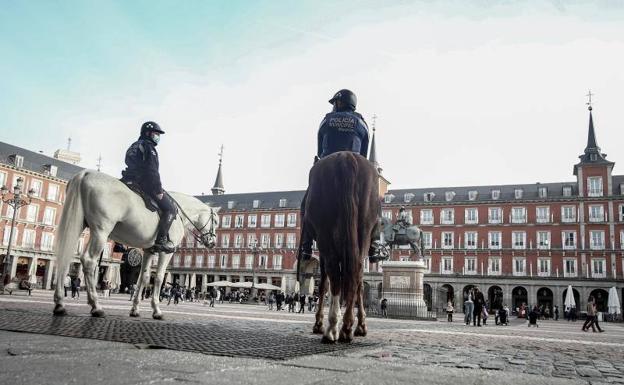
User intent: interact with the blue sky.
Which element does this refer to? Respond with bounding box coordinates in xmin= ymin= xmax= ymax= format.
xmin=1 ymin=1 xmax=624 ymax=194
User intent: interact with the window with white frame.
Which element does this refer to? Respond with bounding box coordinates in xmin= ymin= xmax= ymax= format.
xmin=563 ymin=186 xmax=572 ymax=197
xmin=183 ymin=255 xmax=191 ymax=267
xmin=279 ymin=198 xmax=287 ymax=207
xmin=42 ymin=207 xmax=56 ymax=226
xmin=423 ymin=192 xmax=435 ymax=202
xmin=221 ymin=234 xmax=230 ymax=248
xmin=234 ymin=215 xmax=244 ymax=228
xmin=260 ymin=214 xmax=271 ymax=228
xmin=403 ymin=193 xmax=415 ymax=203
xmin=512 ymin=231 xmax=526 ymax=249
xmin=245 ymin=254 xmax=253 ymax=269
xmin=488 ymin=231 xmax=501 ymax=249
xmin=207 ymin=255 xmax=216 ymax=268
xmin=0 ymin=171 xmax=6 ymax=189
xmin=286 ymin=233 xmax=296 ymax=249
xmin=562 ymin=231 xmax=576 ymax=249
xmin=511 ymin=207 xmax=526 ymax=223
xmin=538 ymin=187 xmax=548 ymax=198
xmin=382 ymin=210 xmax=393 ymax=220
xmin=234 ymin=234 xmax=243 ymax=248
xmin=22 ymin=229 xmax=35 ymax=248
xmin=287 ymin=213 xmax=297 ymax=227
xmin=619 ymin=205 xmax=624 ymax=221
xmin=422 ymin=232 xmax=432 ymax=249
xmin=47 ymin=183 xmax=59 ymax=201
xmin=252 ymin=200 xmax=260 ymax=208
xmin=231 ymin=255 xmax=240 ymax=268
xmin=247 ymin=234 xmax=257 ymax=247
xmin=274 ymin=214 xmax=285 ymax=227
xmin=536 ymin=206 xmax=550 ymax=223
xmin=588 ymin=205 xmax=605 ymax=222
xmin=464 ymin=257 xmax=476 ymax=275
xmin=227 ymin=201 xmax=235 ymax=209
xmin=195 ymin=255 xmax=204 ymax=268
xmin=247 ymin=215 xmax=257 ymax=228
xmin=5 ymin=204 xmax=16 ymax=219
xmin=621 ymin=230 xmax=624 ymax=249
xmin=513 ymin=257 xmax=526 ymax=276
xmin=621 ymin=183 xmax=624 ymax=195
xmin=221 ymin=215 xmax=231 ymax=228
xmin=420 ymin=209 xmax=433 ymax=224
xmin=260 ymin=233 xmax=270 ymax=248
xmin=464 ymin=232 xmax=477 ymax=249
xmin=442 ymin=232 xmax=454 ymax=249
xmin=538 ymin=258 xmax=551 ymax=276
xmin=272 ymin=255 xmax=282 ymax=270
xmin=384 ymin=194 xmax=394 ymax=203
xmin=491 ymin=190 xmax=500 ymax=200
xmin=441 ymin=257 xmax=453 ymax=274
xmin=41 ymin=232 xmax=54 ymax=251
xmin=514 ymin=189 xmax=523 ymax=199
xmin=489 ymin=257 xmax=501 ymax=275
xmin=468 ymin=191 xmax=478 ymax=201
xmin=592 ymin=258 xmax=606 ymax=278
xmin=220 ymin=254 xmax=228 ymax=268
xmin=587 ymin=176 xmax=603 ymax=197
xmin=258 ymin=255 xmax=268 ymax=268
xmin=274 ymin=233 xmax=284 ymax=248
xmin=564 ymin=258 xmax=577 ymax=277
xmin=445 ymin=191 xmax=455 ymax=201
xmin=590 ymin=230 xmax=605 ymax=250
xmin=173 ymin=255 xmax=181 ymax=267
xmin=30 ymin=179 xmax=42 ymax=198
xmin=561 ymin=206 xmax=576 ymax=222
xmin=537 ymin=231 xmax=551 ymax=249
xmin=423 ymin=257 xmax=431 ymax=273
xmin=464 ymin=208 xmax=478 ymax=224
xmin=488 ymin=207 xmax=502 ymax=224
xmin=26 ymin=204 xmax=38 ymax=222
xmin=441 ymin=208 xmax=454 ymax=224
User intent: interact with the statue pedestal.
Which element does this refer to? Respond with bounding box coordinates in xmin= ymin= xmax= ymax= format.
xmin=381 ymin=260 xmax=429 ymax=318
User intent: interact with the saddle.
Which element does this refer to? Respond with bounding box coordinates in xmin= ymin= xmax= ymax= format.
xmin=121 ymin=180 xmax=161 ymax=214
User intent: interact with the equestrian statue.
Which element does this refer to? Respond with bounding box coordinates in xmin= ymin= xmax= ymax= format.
xmin=380 ymin=206 xmax=425 ymax=260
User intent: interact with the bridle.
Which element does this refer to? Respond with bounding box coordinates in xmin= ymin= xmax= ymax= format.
xmin=167 ymin=193 xmax=217 ymax=248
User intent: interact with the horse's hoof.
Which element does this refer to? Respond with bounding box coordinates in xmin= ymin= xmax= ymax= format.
xmin=152 ymin=313 xmax=163 ymax=320
xmin=339 ymin=329 xmax=353 ymax=343
xmin=312 ymin=324 xmax=324 ymax=334
xmin=53 ymin=305 xmax=66 ymax=316
xmin=91 ymin=309 xmax=106 ymax=318
xmin=321 ymin=335 xmax=337 ymax=344
xmin=129 ymin=310 xmax=140 ymax=318
xmin=354 ymin=325 xmax=367 ymax=337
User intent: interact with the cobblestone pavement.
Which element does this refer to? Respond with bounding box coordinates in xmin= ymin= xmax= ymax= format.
xmin=0 ymin=291 xmax=623 ymax=384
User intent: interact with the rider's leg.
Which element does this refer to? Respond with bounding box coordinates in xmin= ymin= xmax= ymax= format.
xmin=154 ymin=195 xmax=176 ymax=253
xmin=297 ymin=190 xmax=313 ymax=260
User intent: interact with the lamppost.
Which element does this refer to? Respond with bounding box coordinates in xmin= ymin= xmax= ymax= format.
xmin=249 ymin=240 xmax=262 ymax=297
xmin=0 ymin=177 xmax=35 ymax=293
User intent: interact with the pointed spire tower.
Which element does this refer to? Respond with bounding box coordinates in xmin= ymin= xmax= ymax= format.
xmin=211 ymin=145 xmax=225 ymax=195
xmin=573 ymin=91 xmax=614 ymax=176
xmin=368 ymin=114 xmax=391 ymax=197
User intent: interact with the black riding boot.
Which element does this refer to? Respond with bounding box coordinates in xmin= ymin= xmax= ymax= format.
xmin=153 ymin=212 xmax=176 ymax=253
xmin=298 ymin=225 xmax=314 ymax=261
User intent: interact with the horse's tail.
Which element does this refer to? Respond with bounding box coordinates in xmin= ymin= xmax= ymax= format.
xmin=54 ymin=170 xmax=87 ymax=294
xmin=335 ymin=153 xmax=360 ymax=300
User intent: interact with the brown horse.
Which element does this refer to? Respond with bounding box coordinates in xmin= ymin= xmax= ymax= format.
xmin=304 ymin=151 xmax=379 ymax=343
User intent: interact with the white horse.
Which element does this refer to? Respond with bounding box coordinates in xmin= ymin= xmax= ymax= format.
xmin=52 ymin=170 xmax=218 ymax=319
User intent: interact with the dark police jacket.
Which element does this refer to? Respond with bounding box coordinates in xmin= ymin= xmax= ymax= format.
xmin=317 ymin=110 xmax=369 ymax=158
xmin=122 ymin=136 xmax=163 ymax=196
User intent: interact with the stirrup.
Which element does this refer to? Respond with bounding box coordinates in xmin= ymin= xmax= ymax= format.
xmin=150 ymin=240 xmax=175 ymax=254
xmin=368 ymin=242 xmax=389 ymax=263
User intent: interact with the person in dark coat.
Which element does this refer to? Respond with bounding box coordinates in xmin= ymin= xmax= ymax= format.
xmin=472 ymin=287 xmax=485 ymax=326
xmin=121 ymin=121 xmax=176 ymax=253
xmin=298 ymin=293 xmax=306 ymax=314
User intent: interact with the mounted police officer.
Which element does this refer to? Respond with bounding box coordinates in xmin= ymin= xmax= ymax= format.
xmin=121 ymin=121 xmax=176 ymax=253
xmin=298 ymin=89 xmax=386 ymax=262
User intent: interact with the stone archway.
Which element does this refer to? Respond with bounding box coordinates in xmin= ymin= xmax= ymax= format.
xmin=590 ymin=289 xmax=609 ymax=312
xmin=488 ymin=285 xmax=503 ymax=312
xmin=463 ymin=284 xmax=476 ymax=300
xmin=294 ymin=256 xmax=320 ymax=295
xmin=440 ymin=284 xmax=455 ymax=306
xmin=562 ymin=288 xmax=581 ymax=310
xmin=423 ymin=283 xmax=432 ymax=311
xmin=537 ymin=287 xmax=554 ymax=314
xmin=512 ymin=286 xmax=528 ymax=313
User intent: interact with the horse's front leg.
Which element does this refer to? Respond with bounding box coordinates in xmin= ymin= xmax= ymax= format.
xmin=130 ymin=251 xmax=153 ymax=317
xmin=354 ymin=281 xmax=367 ymax=337
xmin=313 ymin=268 xmax=328 ymax=334
xmin=151 ymin=251 xmax=171 ymax=320
xmin=82 ymin=234 xmax=107 ymax=317
xmin=323 ymin=276 xmax=342 ymax=343
xmin=339 ymin=284 xmax=356 ymax=343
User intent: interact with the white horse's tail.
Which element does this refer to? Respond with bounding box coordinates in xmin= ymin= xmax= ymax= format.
xmin=54 ymin=170 xmax=87 ymax=288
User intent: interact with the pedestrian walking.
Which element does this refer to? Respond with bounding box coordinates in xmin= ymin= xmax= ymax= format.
xmin=582 ymin=296 xmax=604 ymax=332
xmin=381 ymin=298 xmax=388 ymax=318
xmin=446 ymin=301 xmax=454 ymax=322
xmin=464 ymin=289 xmax=474 ymax=325
xmin=63 ymin=275 xmax=71 ymax=298
xmin=473 ymin=287 xmax=484 ymax=327
xmin=298 ymin=293 xmax=306 ymax=314
xmin=554 ymin=305 xmax=559 ymax=321
xmin=268 ymin=293 xmax=275 ymax=310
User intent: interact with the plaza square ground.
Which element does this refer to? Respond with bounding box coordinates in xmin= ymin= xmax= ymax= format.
xmin=0 ymin=291 xmax=623 ymax=385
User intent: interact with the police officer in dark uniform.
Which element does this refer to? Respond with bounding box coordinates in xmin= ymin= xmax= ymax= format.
xmin=298 ymin=89 xmax=385 ymax=262
xmin=122 ymin=121 xmax=176 ymax=253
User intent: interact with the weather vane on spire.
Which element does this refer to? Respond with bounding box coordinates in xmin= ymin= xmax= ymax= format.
xmin=218 ymin=144 xmax=224 ymax=164
xmin=586 ymin=89 xmax=594 ymax=111
xmin=372 ymin=114 xmax=378 ymax=132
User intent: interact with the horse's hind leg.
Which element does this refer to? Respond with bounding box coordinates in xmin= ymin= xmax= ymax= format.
xmin=322 ymin=275 xmax=341 ymax=343
xmin=354 ymin=281 xmax=367 ymax=337
xmin=339 ymin=283 xmax=356 ymax=343
xmin=82 ymin=232 xmax=107 ymax=317
xmin=313 ymin=267 xmax=328 ymax=334
xmin=151 ymin=251 xmax=170 ymax=320
xmin=130 ymin=251 xmax=153 ymax=317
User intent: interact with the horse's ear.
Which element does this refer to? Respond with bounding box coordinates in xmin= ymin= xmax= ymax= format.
xmin=212 ymin=206 xmax=221 ymax=213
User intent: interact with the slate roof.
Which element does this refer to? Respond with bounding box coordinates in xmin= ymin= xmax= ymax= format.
xmin=0 ymin=141 xmax=84 ymax=181
xmin=198 ymin=190 xmax=306 ymax=211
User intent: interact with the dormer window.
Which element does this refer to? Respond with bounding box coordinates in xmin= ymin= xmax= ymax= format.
xmin=620 ymin=184 xmax=624 ymax=195
xmin=403 ymin=193 xmax=415 ymax=203
xmin=445 ymin=191 xmax=455 ymax=202
xmin=538 ymin=187 xmax=547 ymax=198
xmin=424 ymin=192 xmax=435 ymax=203
xmin=563 ymin=186 xmax=572 ymax=197
xmin=252 ymin=200 xmax=260 ymax=209
xmin=491 ymin=190 xmax=500 ymax=200
xmin=227 ymin=201 xmax=235 ymax=209
xmin=44 ymin=164 xmax=58 ymax=177
xmin=468 ymin=191 xmax=478 ymax=201
xmin=514 ymin=189 xmax=523 ymax=199
xmin=9 ymin=154 xmax=24 ymax=168
xmin=590 ymin=153 xmax=598 ymax=161
xmin=279 ymin=198 xmax=287 ymax=207
xmin=384 ymin=194 xmax=395 ymax=203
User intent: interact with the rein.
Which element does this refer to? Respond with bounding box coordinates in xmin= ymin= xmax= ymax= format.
xmin=166 ymin=193 xmax=216 ymax=247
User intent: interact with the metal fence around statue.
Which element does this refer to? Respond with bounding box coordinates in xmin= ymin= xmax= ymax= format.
xmin=365 ymin=284 xmax=437 ymax=320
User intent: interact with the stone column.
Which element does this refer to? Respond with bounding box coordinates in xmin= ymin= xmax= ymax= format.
xmin=8 ymin=255 xmax=18 ymax=280
xmin=44 ymin=259 xmax=55 ymax=290
xmin=190 ymin=273 xmax=196 ymax=289
xmin=28 ymin=257 xmax=38 ymax=284
xmin=201 ymin=274 xmax=208 ymax=293
xmin=503 ymin=284 xmax=512 ymax=308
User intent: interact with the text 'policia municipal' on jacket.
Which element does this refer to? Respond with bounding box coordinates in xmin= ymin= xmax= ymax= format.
xmin=122 ymin=136 xmax=163 ymax=196
xmin=317 ymin=111 xmax=370 ymax=158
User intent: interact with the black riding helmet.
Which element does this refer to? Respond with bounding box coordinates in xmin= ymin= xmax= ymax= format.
xmin=328 ymin=89 xmax=357 ymax=111
xmin=140 ymin=121 xmax=165 ymax=136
